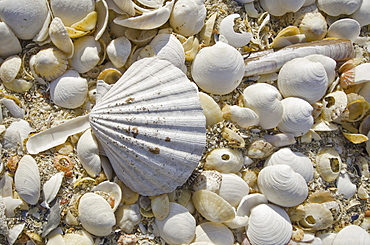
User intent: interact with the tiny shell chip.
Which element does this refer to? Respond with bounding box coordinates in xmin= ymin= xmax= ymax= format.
xmin=332 ymin=225 xmax=370 ymax=244
xmin=316 ymin=147 xmax=342 ymax=182
xmin=155 ymin=202 xmax=196 ymax=245
xmin=14 ymin=155 xmax=40 ymax=205
xmin=78 ymin=193 xmax=116 ymax=236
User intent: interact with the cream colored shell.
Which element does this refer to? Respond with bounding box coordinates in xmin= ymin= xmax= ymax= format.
xmin=106 ymin=36 xmax=131 ymax=68
xmin=351 ymin=0 xmax=370 ymax=27
xmin=222 ymin=105 xmax=259 ymax=128
xmin=218 ymin=173 xmax=249 ymax=207
xmin=204 ymin=148 xmax=243 ymax=173
xmin=259 ymin=0 xmax=305 ymax=16
xmin=50 ymin=0 xmax=95 ymax=27
xmin=194 ymin=222 xmax=234 ymax=245
xmin=198 ymin=92 xmax=223 ymax=127
xmin=0 ymin=22 xmax=22 ymax=58
xmin=332 ymin=225 xmax=370 ymax=244
xmin=299 ymin=12 xmax=327 ymax=42
xmin=49 ymin=17 xmax=74 ymax=58
xmin=298 ymin=203 xmax=333 ymax=231
xmin=327 ymin=18 xmax=361 ymax=42
xmin=77 ymin=129 xmax=102 ymax=177
xmin=115 ymin=204 xmax=141 ymax=233
xmin=70 ymin=36 xmax=102 ymax=74
xmin=316 ymin=147 xmax=342 ymax=182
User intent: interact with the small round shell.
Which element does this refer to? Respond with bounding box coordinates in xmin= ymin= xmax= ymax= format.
xmin=316 ymin=147 xmax=342 ymax=182
xmin=106 ymin=36 xmax=131 ymax=68
xmin=0 ymin=55 xmax=21 ymax=83
xmin=194 ymin=222 xmax=234 ymax=245
xmin=298 ymin=203 xmax=333 ymax=231
xmin=327 ymin=18 xmax=361 ymax=42
xmin=191 ymin=41 xmax=245 ymax=95
xmin=299 ymin=12 xmax=327 ymax=42
xmin=115 ymin=204 xmax=141 ymax=233
xmin=92 ymin=181 xmax=122 ymax=211
xmin=204 ymin=148 xmax=243 ymax=173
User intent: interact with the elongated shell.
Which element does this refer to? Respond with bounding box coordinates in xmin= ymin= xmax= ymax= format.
xmin=41 ymin=172 xmax=64 ymax=209
xmin=247 ymin=204 xmax=292 ymax=245
xmin=332 ymin=225 xmax=370 ymax=244
xmin=258 ymin=165 xmax=308 ymax=207
xmin=14 ymin=155 xmax=40 ymax=205
xmin=89 ymin=57 xmax=206 ymax=196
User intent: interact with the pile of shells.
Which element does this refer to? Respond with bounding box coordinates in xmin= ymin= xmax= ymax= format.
xmin=1 ymin=0 xmax=370 ymax=244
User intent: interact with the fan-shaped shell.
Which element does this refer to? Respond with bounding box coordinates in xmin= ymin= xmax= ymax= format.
xmin=247 ymin=204 xmax=292 ymax=245
xmin=317 ymin=0 xmax=362 ymax=16
xmin=277 ymin=57 xmax=329 ymax=104
xmin=265 ymin=147 xmax=314 ymax=182
xmin=50 ymin=0 xmax=95 ymax=27
xmin=258 ymin=165 xmax=308 ymax=207
xmin=332 ymin=225 xmax=370 ymax=244
xmin=243 ymin=83 xmax=283 ymax=129
xmin=277 ymin=97 xmax=314 ymax=137
xmin=327 ymin=18 xmax=361 ymax=42
xmin=0 ymin=0 xmax=49 ymax=40
xmin=191 ymin=41 xmax=245 ymax=95
xmin=259 ymin=0 xmax=305 ymax=16
xmin=14 ymin=155 xmax=40 ymax=205
xmin=0 ymin=22 xmax=22 ymax=58
xmin=89 ymin=57 xmax=206 ymax=196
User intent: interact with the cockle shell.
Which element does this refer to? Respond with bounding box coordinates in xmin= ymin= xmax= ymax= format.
xmin=243 ymin=83 xmax=283 ymax=129
xmin=0 ymin=22 xmax=22 ymax=58
xmin=265 ymin=147 xmax=314 ymax=182
xmin=106 ymin=36 xmax=131 ymax=68
xmin=298 ymin=203 xmax=333 ymax=231
xmin=169 ymin=0 xmax=206 ymax=37
xmin=277 ymin=97 xmax=314 ymax=137
xmin=316 ymin=147 xmax=342 ymax=182
xmin=218 ymin=173 xmax=249 ymax=207
xmin=191 ymin=41 xmax=245 ymax=95
xmin=14 ymin=155 xmax=40 ymax=205
xmin=327 ymin=18 xmax=361 ymax=42
xmin=259 ymin=0 xmax=305 ymax=16
xmin=50 ymin=0 xmax=95 ymax=27
xmin=198 ymin=92 xmax=223 ymax=127
xmin=299 ymin=12 xmax=327 ymax=42
xmin=89 ymin=57 xmax=206 ymax=196
xmin=78 ymin=192 xmax=115 ymax=236
xmin=277 ymin=56 xmax=329 ymax=104
xmin=154 ymin=202 xmax=196 ymax=245
xmin=332 ymin=225 xmax=370 ymax=244
xmin=258 ymin=165 xmax=308 ymax=207
xmin=350 ymin=0 xmax=370 ymax=27
xmin=247 ymin=204 xmax=292 ymax=245
xmin=41 ymin=172 xmax=64 ymax=209
xmin=204 ymin=148 xmax=243 ymax=173
xmin=77 ymin=129 xmax=102 ymax=177
xmin=193 ymin=222 xmax=234 ymax=245
xmin=317 ymin=0 xmax=362 ymax=16
xmin=0 ymin=0 xmax=49 ymax=40
xmin=218 ymin=14 xmax=252 ymax=48
xmin=50 ymin=70 xmax=88 ymax=109
xmin=222 ymin=105 xmax=259 ymax=128
xmin=70 ymin=36 xmax=102 ymax=74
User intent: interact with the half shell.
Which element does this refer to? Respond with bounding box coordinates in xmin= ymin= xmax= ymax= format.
xmin=332 ymin=225 xmax=370 ymax=244
xmin=89 ymin=57 xmax=206 ymax=196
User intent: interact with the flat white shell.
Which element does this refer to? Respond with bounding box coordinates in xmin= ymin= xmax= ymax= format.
xmin=70 ymin=36 xmax=102 ymax=74
xmin=218 ymin=173 xmax=249 ymax=207
xmin=50 ymin=0 xmax=95 ymax=27
xmin=77 ymin=129 xmax=101 ymax=177
xmin=106 ymin=36 xmax=131 ymax=68
xmin=332 ymin=225 xmax=370 ymax=244
xmin=351 ymin=0 xmax=370 ymax=27
xmin=41 ymin=172 xmax=64 ymax=209
xmin=89 ymin=57 xmax=206 ymax=196
xmin=0 ymin=23 xmax=22 ymax=58
xmin=327 ymin=18 xmax=361 ymax=42
xmin=317 ymin=0 xmax=362 ymax=16
xmin=14 ymin=155 xmax=40 ymax=205
xmin=194 ymin=222 xmax=234 ymax=245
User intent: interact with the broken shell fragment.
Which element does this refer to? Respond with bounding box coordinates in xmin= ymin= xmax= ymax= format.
xmin=92 ymin=181 xmax=122 ymax=211
xmin=41 ymin=172 xmax=64 ymax=209
xmin=219 ymin=14 xmax=252 ymax=48
xmin=125 ymin=29 xmax=158 ymax=47
xmin=49 ymin=17 xmax=74 ymax=58
xmin=247 ymin=139 xmax=274 ymax=159
xmin=204 ymin=148 xmax=243 ymax=173
xmin=298 ymin=203 xmax=333 ymax=231
xmin=322 ymin=91 xmax=348 ymax=122
xmin=106 ymin=36 xmax=131 ymax=68
xmin=336 ymin=172 xmax=356 ymax=199
xmin=316 ymin=147 xmax=342 ymax=182
xmin=115 ymin=204 xmax=141 ymax=233
xmin=198 ymin=92 xmax=223 ymax=127
xmin=150 ymin=194 xmax=170 ymax=220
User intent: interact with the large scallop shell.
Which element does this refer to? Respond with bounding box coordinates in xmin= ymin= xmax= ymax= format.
xmin=89 ymin=57 xmax=206 ymax=196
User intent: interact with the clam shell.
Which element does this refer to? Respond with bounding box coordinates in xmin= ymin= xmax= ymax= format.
xmin=70 ymin=35 xmax=102 ymax=74
xmin=327 ymin=18 xmax=361 ymax=42
xmin=194 ymin=222 xmax=234 ymax=245
xmin=247 ymin=204 xmax=292 ymax=245
xmin=0 ymin=55 xmax=21 ymax=83
xmin=191 ymin=41 xmax=245 ymax=95
xmin=258 ymin=165 xmax=308 ymax=207
xmin=14 ymin=155 xmax=40 ymax=205
xmin=106 ymin=36 xmax=131 ymax=68
xmin=332 ymin=225 xmax=370 ymax=244
xmin=3 ymin=120 xmax=33 ymax=149
xmin=336 ymin=172 xmax=356 ymax=199
xmin=236 ymin=193 xmax=268 ymax=217
xmin=125 ymin=29 xmax=158 ymax=47
xmin=92 ymin=181 xmax=122 ymax=211
xmin=316 ymin=147 xmax=342 ymax=182
xmin=219 ymin=14 xmax=252 ymax=48
xmin=191 ymin=170 xmax=222 ymax=193
xmin=115 ymin=204 xmax=141 ymax=233
xmin=218 ymin=173 xmax=249 ymax=207
xmin=259 ymin=0 xmax=305 ymax=16
xmin=265 ymin=147 xmax=314 ymax=182
xmin=41 ymin=172 xmax=64 ymax=209
xmin=77 ymin=129 xmax=102 ymax=177
xmin=50 ymin=0 xmax=95 ymax=27
xmin=204 ymin=148 xmax=243 ymax=173
xmin=222 ymin=105 xmax=259 ymax=128
xmin=0 ymin=23 xmax=22 ymax=58
xmin=350 ymin=0 xmax=370 ymax=27
xmin=89 ymin=57 xmax=206 ymax=196
xmin=317 ymin=0 xmax=362 ymax=16
xmin=78 ymin=192 xmax=115 ymax=236
xmin=264 ymin=133 xmax=296 ymax=147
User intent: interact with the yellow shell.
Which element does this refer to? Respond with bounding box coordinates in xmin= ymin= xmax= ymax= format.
xmin=97 ymin=68 xmax=122 ymax=84
xmin=342 ymin=132 xmax=368 ymax=143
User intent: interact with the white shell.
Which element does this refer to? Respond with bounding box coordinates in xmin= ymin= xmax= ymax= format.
xmin=336 ymin=172 xmax=356 ymax=199
xmin=155 ymin=202 xmax=196 ymax=245
xmin=218 ymin=173 xmax=249 ymax=207
xmin=77 ymin=129 xmax=102 ymax=177
xmin=258 ymin=165 xmax=308 ymax=207
xmin=277 ymin=97 xmax=314 ymax=137
xmin=198 ymin=92 xmax=223 ymax=127
xmin=194 ymin=222 xmax=234 ymax=245
xmin=49 ymin=17 xmax=74 ymax=58
xmin=1 ymin=98 xmax=25 ymax=119
xmin=243 ymin=83 xmax=283 ymax=129
xmin=332 ymin=225 xmax=370 ymax=244
xmin=0 ymin=23 xmax=22 ymax=58
xmin=222 ymin=105 xmax=259 ymax=128
xmin=92 ymin=181 xmax=122 ymax=211
xmin=236 ymin=193 xmax=268 ymax=217
xmin=50 ymin=0 xmax=95 ymax=27
xmin=78 ymin=192 xmax=115 ymax=236
xmin=317 ymin=0 xmax=362 ymax=16
xmin=321 ymin=91 xmax=348 ymax=122
xmin=106 ymin=36 xmax=131 ymax=68
xmin=115 ymin=204 xmax=141 ymax=233
xmin=169 ymin=0 xmax=206 ymax=37
xmin=277 ymin=56 xmax=328 ymax=104
xmin=264 ymin=133 xmax=296 ymax=147
xmin=0 ymin=55 xmax=21 ymax=83
xmin=259 ymin=0 xmax=305 ymax=16
xmin=3 ymin=120 xmax=33 ymax=149
xmin=298 ymin=203 xmax=333 ymax=231
xmin=305 ymin=54 xmax=337 ymax=84
xmin=327 ymin=18 xmax=361 ymax=42
xmin=299 ymin=12 xmax=327 ymax=42
xmin=204 ymin=148 xmax=243 ymax=173
xmin=41 ymin=172 xmax=64 ymax=209
xmin=89 ymin=57 xmax=206 ymax=196
xmin=316 ymin=147 xmax=342 ymax=182
xmin=219 ymin=14 xmax=252 ymax=48
xmin=351 ymin=0 xmax=370 ymax=27
xmin=50 ymin=70 xmax=88 ymax=109
xmin=191 ymin=41 xmax=245 ymax=95
xmin=265 ymin=147 xmax=314 ymax=182
xmin=247 ymin=204 xmax=292 ymax=245
xmin=191 ymin=170 xmax=222 ymax=193
xmin=0 ymin=0 xmax=49 ymax=40
xmin=70 ymin=36 xmax=102 ymax=74
xmin=125 ymin=29 xmax=158 ymax=47
xmin=14 ymin=155 xmax=40 ymax=205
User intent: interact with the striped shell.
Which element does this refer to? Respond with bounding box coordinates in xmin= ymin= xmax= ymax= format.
xmin=89 ymin=57 xmax=206 ymax=196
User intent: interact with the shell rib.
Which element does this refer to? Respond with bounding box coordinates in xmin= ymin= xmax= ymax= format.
xmin=89 ymin=57 xmax=206 ymax=196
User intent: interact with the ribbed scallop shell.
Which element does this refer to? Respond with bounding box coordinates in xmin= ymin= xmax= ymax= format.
xmin=89 ymin=57 xmax=206 ymax=196
xmin=258 ymin=165 xmax=308 ymax=207
xmin=247 ymin=204 xmax=292 ymax=245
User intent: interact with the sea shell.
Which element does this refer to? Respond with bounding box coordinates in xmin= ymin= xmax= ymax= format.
xmin=193 ymin=222 xmax=234 ymax=245
xmin=192 ymin=189 xmax=236 ymax=223
xmin=92 ymin=181 xmax=122 ymax=211
xmin=222 ymin=127 xmax=245 ymax=148
xmin=106 ymin=36 xmax=131 ymax=68
xmin=0 ymin=22 xmax=22 ymax=58
xmin=247 ymin=204 xmax=292 ymax=245
xmin=316 ymin=147 xmax=342 ymax=182
xmin=0 ymin=0 xmax=49 ymax=40
xmin=97 ymin=68 xmax=122 ymax=85
xmin=191 ymin=170 xmax=222 ymax=193
xmin=317 ymin=0 xmax=362 ymax=16
xmin=265 ymin=147 xmax=314 ymax=182
xmin=336 ymin=172 xmax=356 ymax=199
xmin=115 ymin=204 xmax=141 ymax=233
xmin=49 ymin=17 xmax=74 ymax=58
xmin=191 ymin=41 xmax=245 ymax=95
xmin=77 ymin=129 xmax=102 ymax=177
xmin=154 ymin=202 xmax=196 ymax=245
xmin=222 ymin=105 xmax=259 ymax=128
xmin=237 ymin=193 xmax=268 ymax=217
xmin=332 ymin=225 xmax=370 ymax=244
xmin=70 ymin=35 xmax=102 ymax=73
xmin=264 ymin=133 xmax=296 ymax=147
xmin=350 ymin=0 xmax=370 ymax=27
xmin=3 ymin=119 xmax=33 ymax=149
xmin=271 ymin=26 xmax=305 ymax=49
xmin=0 ymin=55 xmax=21 ymax=83
xmin=125 ymin=29 xmax=158 ymax=47
xmin=243 ymin=83 xmax=283 ymax=129
xmin=299 ymin=12 xmax=327 ymax=42
xmin=218 ymin=14 xmax=252 ymax=48
xmin=327 ymin=18 xmax=361 ymax=42
xmin=218 ymin=173 xmax=249 ymax=207
xmin=50 ymin=70 xmax=88 ymax=109
xmin=14 ymin=155 xmax=40 ymax=205
xmin=1 ymin=98 xmax=25 ymax=119
xmin=204 ymin=148 xmax=243 ymax=173
xmin=258 ymin=165 xmax=308 ymax=207
xmin=321 ymin=91 xmax=348 ymax=122
xmin=41 ymin=172 xmax=64 ymax=209
xmin=298 ymin=203 xmax=333 ymax=231
xmin=89 ymin=57 xmax=206 ymax=196
xmin=247 ymin=139 xmax=274 ymax=159
xmin=169 ymin=0 xmax=206 ymax=37
xmin=50 ymin=0 xmax=95 ymax=27
xmin=277 ymin=97 xmax=314 ymax=137
xmin=78 ymin=192 xmax=115 ymax=236
xmin=150 ymin=193 xmax=170 ymax=220
xmin=259 ymin=0 xmax=305 ymax=16
xmin=277 ymin=56 xmax=329 ymax=104
xmin=198 ymin=92 xmax=223 ymax=127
